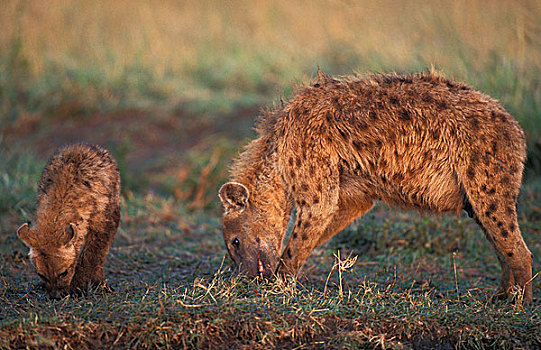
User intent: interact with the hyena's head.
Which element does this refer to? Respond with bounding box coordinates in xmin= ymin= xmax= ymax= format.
xmin=17 ymin=222 xmax=78 ymax=298
xmin=219 ymin=182 xmax=286 ymax=278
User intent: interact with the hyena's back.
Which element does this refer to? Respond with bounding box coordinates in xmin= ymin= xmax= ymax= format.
xmin=276 ymin=71 xmax=527 ymax=214
xmin=37 ymin=143 xmax=120 ymax=228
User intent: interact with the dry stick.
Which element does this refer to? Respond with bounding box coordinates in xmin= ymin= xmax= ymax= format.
xmin=338 ymin=250 xmax=343 ymax=299
xmin=190 ymin=148 xmax=221 ymax=209
xmin=322 ymin=258 xmax=336 ymax=298
xmin=514 ymin=271 xmax=540 ymax=310
xmin=452 ymin=251 xmax=460 ymax=302
xmin=334 ymin=250 xmax=357 ymax=300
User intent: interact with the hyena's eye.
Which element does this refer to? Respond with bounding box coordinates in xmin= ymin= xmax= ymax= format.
xmin=58 ymin=270 xmax=68 ymax=278
xmin=232 ymin=238 xmax=240 ymax=248
xmin=37 ymin=273 xmax=49 ymax=282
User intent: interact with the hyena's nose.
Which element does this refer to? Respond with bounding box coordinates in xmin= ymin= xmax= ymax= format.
xmin=47 ymin=287 xmax=67 ymax=300
xmin=49 ymin=290 xmax=63 ymax=300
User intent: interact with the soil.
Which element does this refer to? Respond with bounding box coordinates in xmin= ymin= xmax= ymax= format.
xmin=3 ymin=105 xmax=259 ymax=180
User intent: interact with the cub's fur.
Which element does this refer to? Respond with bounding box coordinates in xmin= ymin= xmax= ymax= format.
xmin=219 ymin=70 xmax=533 ymax=304
xmin=17 ymin=143 xmax=120 ymax=298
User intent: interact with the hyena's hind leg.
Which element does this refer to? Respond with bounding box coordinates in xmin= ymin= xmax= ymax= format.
xmin=461 ymin=168 xmax=533 ymax=304
xmin=470 ymin=214 xmax=516 ymax=299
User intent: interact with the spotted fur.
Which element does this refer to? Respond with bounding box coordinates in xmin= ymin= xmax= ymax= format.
xmin=219 ymin=70 xmax=533 ymax=304
xmin=17 ymin=143 xmax=120 ymax=298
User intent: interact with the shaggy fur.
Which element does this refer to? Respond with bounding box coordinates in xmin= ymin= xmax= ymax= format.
xmin=219 ymin=70 xmax=533 ymax=304
xmin=17 ymin=143 xmax=120 ymax=298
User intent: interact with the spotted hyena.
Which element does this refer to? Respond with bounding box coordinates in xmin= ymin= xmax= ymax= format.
xmin=219 ymin=70 xmax=533 ymax=304
xmin=17 ymin=143 xmax=120 ymax=298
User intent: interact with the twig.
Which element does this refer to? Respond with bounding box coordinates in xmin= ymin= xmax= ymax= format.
xmin=452 ymin=251 xmax=460 ymax=302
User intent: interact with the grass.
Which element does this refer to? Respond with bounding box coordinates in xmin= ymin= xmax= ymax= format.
xmin=1 ymin=150 xmax=541 ymax=348
xmin=1 ymin=0 xmax=541 ymax=348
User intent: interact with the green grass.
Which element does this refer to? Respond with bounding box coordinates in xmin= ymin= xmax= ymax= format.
xmin=1 ymin=150 xmax=541 ymax=348
xmin=2 ymin=1 xmax=541 ymax=348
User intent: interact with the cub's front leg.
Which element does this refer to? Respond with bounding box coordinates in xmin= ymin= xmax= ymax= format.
xmin=70 ymin=242 xmax=105 ymax=293
xmin=70 ymin=225 xmax=117 ymax=293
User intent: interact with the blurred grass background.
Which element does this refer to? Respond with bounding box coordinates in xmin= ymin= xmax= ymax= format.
xmin=1 ymin=0 xmax=540 ymax=125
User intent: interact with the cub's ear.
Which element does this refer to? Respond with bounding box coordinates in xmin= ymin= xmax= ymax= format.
xmin=219 ymin=182 xmax=249 ymax=213
xmin=59 ymin=223 xmax=76 ymax=246
xmin=17 ymin=223 xmax=36 ymax=247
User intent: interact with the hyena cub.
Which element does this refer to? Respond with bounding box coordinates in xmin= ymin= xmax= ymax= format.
xmin=17 ymin=143 xmax=120 ymax=298
xmin=219 ymin=70 xmax=534 ymax=304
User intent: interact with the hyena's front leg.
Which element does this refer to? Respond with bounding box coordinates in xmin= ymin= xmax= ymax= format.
xmin=278 ymin=193 xmax=373 ymax=276
xmin=278 ymin=197 xmax=338 ymax=275
xmin=71 ymin=228 xmax=113 ymax=291
xmin=315 ymin=196 xmax=374 ymax=248
xmin=71 ymin=210 xmax=119 ymax=292
xmin=277 ymin=150 xmax=341 ymax=276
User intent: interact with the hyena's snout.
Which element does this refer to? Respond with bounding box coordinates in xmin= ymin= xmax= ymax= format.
xmin=46 ymin=285 xmax=69 ymax=299
xmin=44 ymin=280 xmax=71 ymax=299
xmin=238 ymin=250 xmax=277 ymax=278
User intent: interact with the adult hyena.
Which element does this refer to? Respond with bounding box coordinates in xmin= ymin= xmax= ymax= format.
xmin=219 ymin=70 xmax=533 ymax=304
xmin=17 ymin=143 xmax=120 ymax=298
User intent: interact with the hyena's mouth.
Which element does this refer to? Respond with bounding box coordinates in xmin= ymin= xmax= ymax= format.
xmin=46 ymin=286 xmax=70 ymax=299
xmin=236 ymin=250 xmax=276 ymax=278
xmin=255 ymin=250 xmax=276 ymax=278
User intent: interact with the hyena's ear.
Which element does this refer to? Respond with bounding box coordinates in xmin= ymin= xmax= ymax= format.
xmin=219 ymin=182 xmax=249 ymax=213
xmin=59 ymin=223 xmax=76 ymax=246
xmin=17 ymin=223 xmax=37 ymax=247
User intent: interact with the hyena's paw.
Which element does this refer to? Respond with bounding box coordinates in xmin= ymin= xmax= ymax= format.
xmin=70 ymin=282 xmax=90 ymax=296
xmin=70 ymin=273 xmax=92 ymax=295
xmin=491 ymin=285 xmax=531 ymax=305
xmin=70 ymin=277 xmax=112 ymax=296
xmin=275 ymin=261 xmax=300 ymax=283
xmin=90 ymin=270 xmax=114 ymax=294
xmin=491 ymin=288 xmax=510 ymax=303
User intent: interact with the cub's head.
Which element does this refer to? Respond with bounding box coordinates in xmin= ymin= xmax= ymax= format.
xmin=17 ymin=222 xmax=78 ymax=298
xmin=219 ymin=182 xmax=286 ymax=278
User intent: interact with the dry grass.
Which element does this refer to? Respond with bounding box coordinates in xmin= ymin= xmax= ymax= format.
xmin=3 ymin=0 xmax=539 ymax=74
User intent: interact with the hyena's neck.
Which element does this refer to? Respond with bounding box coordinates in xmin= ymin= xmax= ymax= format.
xmin=231 ymin=136 xmax=291 ymax=219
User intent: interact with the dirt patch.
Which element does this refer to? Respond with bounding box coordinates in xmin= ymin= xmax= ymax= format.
xmin=3 ymin=105 xmax=259 ymax=173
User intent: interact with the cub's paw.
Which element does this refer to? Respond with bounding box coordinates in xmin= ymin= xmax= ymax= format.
xmin=70 ymin=276 xmax=91 ymax=295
